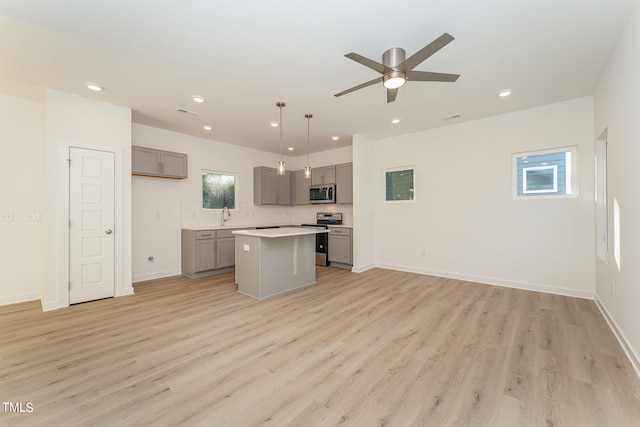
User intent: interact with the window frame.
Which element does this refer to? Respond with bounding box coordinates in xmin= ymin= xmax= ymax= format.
xmin=522 ymin=165 xmax=558 ymax=194
xmin=201 ymin=169 xmax=238 ymax=210
xmin=512 ymin=146 xmax=578 ymax=200
xmin=383 ymin=166 xmax=416 ymax=203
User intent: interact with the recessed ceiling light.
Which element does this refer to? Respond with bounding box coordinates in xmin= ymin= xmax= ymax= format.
xmin=391 ymin=118 xmax=401 ymax=124
xmin=331 ymin=136 xmax=339 ymax=141
xmin=203 ymin=125 xmax=212 ymax=131
xmin=192 ymin=95 xmax=206 ymax=103
xmin=287 ymin=147 xmax=294 ymax=151
xmin=498 ymin=89 xmax=512 ymax=97
xmin=270 ymin=122 xmax=279 ymax=128
xmin=85 ymin=82 xmax=104 ymax=92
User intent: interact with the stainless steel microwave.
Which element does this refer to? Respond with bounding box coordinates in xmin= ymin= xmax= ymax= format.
xmin=309 ymin=184 xmax=336 ymax=204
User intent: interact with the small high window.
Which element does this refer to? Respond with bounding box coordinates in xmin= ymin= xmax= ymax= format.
xmin=513 ymin=147 xmax=577 ymax=198
xmin=202 ymin=171 xmax=236 ymax=209
xmin=385 ymin=167 xmax=415 ymax=201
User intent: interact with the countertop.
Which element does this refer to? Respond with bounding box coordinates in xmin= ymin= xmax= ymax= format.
xmin=232 ymin=227 xmax=330 ymax=238
xmin=182 ymin=223 xmax=353 ymax=231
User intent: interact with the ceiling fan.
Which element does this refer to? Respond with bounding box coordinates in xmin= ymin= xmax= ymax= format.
xmin=335 ymin=33 xmax=460 ymax=103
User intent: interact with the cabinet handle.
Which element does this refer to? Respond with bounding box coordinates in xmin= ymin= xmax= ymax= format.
xmin=105 ymin=229 xmax=113 ymax=235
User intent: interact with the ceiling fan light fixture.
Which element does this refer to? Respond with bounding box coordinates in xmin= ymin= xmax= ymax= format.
xmin=383 ymin=72 xmax=406 ymax=89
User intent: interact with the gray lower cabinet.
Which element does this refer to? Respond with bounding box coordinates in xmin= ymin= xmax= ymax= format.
xmin=132 ymin=145 xmax=188 ymax=179
xmin=182 ymin=228 xmax=245 ymax=278
xmin=216 ymin=229 xmax=236 ymax=268
xmin=328 ymin=226 xmax=353 ymax=269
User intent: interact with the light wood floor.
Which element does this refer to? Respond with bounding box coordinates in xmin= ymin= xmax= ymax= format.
xmin=1 ymin=268 xmax=639 ymax=426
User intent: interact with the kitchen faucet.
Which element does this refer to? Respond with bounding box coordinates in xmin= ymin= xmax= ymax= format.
xmin=221 ymin=206 xmax=231 ymax=226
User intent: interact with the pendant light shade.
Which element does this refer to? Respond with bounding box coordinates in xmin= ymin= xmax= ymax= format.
xmin=304 ymin=113 xmax=313 ymax=179
xmin=276 ymin=102 xmax=286 ymax=175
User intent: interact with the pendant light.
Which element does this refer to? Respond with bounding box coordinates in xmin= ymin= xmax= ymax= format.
xmin=276 ymin=101 xmax=286 ymax=175
xmin=304 ymin=113 xmax=313 ymax=179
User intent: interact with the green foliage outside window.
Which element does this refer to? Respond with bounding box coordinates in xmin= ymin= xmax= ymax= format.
xmin=202 ymin=172 xmax=235 ymax=209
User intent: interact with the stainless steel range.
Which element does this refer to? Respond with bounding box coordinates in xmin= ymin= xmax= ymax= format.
xmin=301 ymin=212 xmax=342 ymax=266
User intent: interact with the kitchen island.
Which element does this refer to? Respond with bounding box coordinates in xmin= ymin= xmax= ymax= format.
xmin=232 ymin=227 xmax=329 ymax=300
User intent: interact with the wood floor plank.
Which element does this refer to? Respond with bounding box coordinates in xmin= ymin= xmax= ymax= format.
xmin=1 ymin=268 xmax=639 ymax=426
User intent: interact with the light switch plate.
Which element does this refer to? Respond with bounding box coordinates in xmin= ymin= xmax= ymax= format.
xmin=26 ymin=211 xmax=41 ymax=221
xmin=243 ymin=244 xmax=250 ymax=252
xmin=0 ymin=211 xmax=14 ymax=222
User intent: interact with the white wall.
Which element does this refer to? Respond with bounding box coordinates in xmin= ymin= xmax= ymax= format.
xmin=131 ymin=124 xmax=352 ymax=282
xmin=352 ymin=134 xmax=376 ymax=272
xmin=594 ymin=1 xmax=640 ymax=374
xmin=0 ymin=92 xmax=46 ymax=305
xmin=372 ymin=97 xmax=595 ymax=298
xmin=44 ymin=90 xmax=132 ymax=310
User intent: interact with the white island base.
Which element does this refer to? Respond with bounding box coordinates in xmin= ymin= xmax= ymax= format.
xmin=232 ymin=227 xmax=329 ymax=300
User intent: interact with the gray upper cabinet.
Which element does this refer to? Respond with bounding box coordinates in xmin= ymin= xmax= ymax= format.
xmin=254 ymin=166 xmax=291 ymax=205
xmin=132 ymin=146 xmax=188 ymax=179
xmin=293 ymin=170 xmax=311 ymax=205
xmin=336 ymin=163 xmax=353 ymax=204
xmin=311 ymin=165 xmax=336 ymax=185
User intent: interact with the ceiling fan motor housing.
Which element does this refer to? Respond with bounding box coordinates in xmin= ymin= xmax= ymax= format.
xmin=383 ymin=48 xmax=407 ymax=88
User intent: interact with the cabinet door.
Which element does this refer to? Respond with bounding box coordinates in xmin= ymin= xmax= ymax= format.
xmin=161 ymin=151 xmax=188 ymax=178
xmin=216 ymin=237 xmax=236 ymax=268
xmin=336 ymin=163 xmax=353 ymax=204
xmin=132 ymin=146 xmax=161 ymax=175
xmin=276 ymin=171 xmax=291 ymax=205
xmin=294 ymin=170 xmax=310 ymax=205
xmin=254 ymin=167 xmax=278 ymax=204
xmin=311 ymin=165 xmax=336 ymax=185
xmin=328 ymin=235 xmax=352 ymax=265
xmin=196 ymin=239 xmax=216 ymax=272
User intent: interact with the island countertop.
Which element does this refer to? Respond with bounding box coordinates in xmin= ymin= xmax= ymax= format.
xmin=232 ymin=227 xmax=329 ymax=238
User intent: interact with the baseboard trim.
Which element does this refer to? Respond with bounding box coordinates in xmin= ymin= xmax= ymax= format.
xmin=0 ymin=291 xmax=41 ymax=307
xmin=594 ymin=294 xmax=640 ymax=379
xmin=374 ymin=263 xmax=594 ymax=300
xmin=352 ymin=263 xmax=375 ymax=273
xmin=132 ymin=269 xmax=182 ymax=283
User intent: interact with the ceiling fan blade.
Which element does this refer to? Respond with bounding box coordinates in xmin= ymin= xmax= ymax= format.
xmin=398 ymin=33 xmax=455 ymax=72
xmin=386 ymin=88 xmax=398 ymax=103
xmin=345 ymin=52 xmax=391 ymax=74
xmin=334 ymin=77 xmax=383 ymax=97
xmin=407 ymin=70 xmax=460 ymax=82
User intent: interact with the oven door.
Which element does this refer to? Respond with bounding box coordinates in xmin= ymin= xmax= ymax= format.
xmin=315 ymin=230 xmax=328 ymax=266
xmin=300 ymin=224 xmax=329 ymax=266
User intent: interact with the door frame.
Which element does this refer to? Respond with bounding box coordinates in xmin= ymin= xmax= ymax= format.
xmin=50 ymin=141 xmax=130 ymax=310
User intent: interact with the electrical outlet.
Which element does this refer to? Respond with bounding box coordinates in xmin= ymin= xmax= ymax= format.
xmin=148 ymin=256 xmax=154 ymax=263
xmin=0 ymin=211 xmax=14 ymax=222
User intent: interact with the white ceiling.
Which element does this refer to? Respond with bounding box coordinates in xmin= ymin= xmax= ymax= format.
xmin=0 ymin=1 xmax=636 ymax=155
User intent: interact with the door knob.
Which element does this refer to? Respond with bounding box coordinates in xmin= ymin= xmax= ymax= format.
xmin=105 ymin=229 xmax=113 ymax=235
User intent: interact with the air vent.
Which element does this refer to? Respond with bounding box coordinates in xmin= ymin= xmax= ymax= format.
xmin=176 ymin=108 xmax=199 ymax=116
xmin=442 ymin=114 xmax=461 ymax=120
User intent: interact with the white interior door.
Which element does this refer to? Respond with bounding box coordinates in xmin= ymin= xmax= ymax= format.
xmin=69 ymin=147 xmax=115 ymax=304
